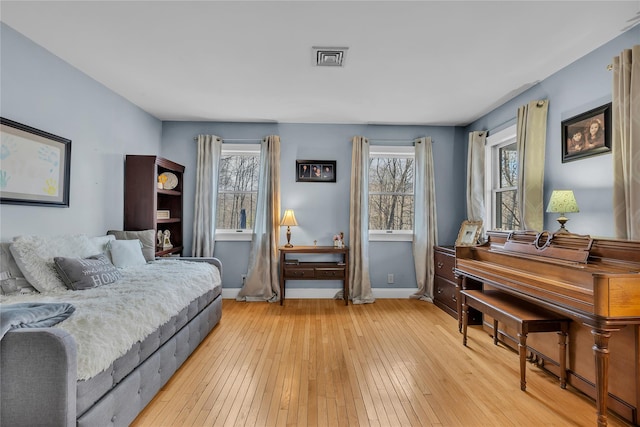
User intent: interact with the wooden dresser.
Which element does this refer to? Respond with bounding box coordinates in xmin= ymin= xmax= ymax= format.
xmin=433 ymin=246 xmax=481 ymax=324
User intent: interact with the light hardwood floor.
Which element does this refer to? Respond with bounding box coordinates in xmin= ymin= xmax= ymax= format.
xmin=131 ymin=299 xmax=632 ymax=427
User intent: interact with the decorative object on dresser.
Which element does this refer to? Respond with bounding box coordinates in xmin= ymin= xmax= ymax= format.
xmin=280 ymin=209 xmax=298 ymax=248
xmin=455 ymin=220 xmax=483 ymax=246
xmin=279 ymin=245 xmax=349 ymax=306
xmin=433 ymin=246 xmax=481 ymax=325
xmin=0 ymin=117 xmax=72 ymax=207
xmin=124 ymin=155 xmax=184 ymax=257
xmin=545 ymin=190 xmax=579 ymax=233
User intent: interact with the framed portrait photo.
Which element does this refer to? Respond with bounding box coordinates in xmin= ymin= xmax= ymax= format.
xmin=561 ymin=103 xmax=611 ymax=163
xmin=296 ymin=160 xmax=336 ymax=183
xmin=455 ymin=220 xmax=483 ymax=247
xmin=0 ymin=118 xmax=72 ymax=207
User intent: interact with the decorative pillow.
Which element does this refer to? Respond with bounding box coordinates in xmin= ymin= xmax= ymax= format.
xmin=9 ymin=235 xmax=98 ymax=293
xmin=0 ymin=243 xmax=37 ymax=295
xmin=108 ymin=239 xmax=147 ymax=268
xmin=88 ymin=235 xmax=116 ymax=256
xmin=54 ymin=254 xmax=122 ymax=290
xmin=107 ymin=230 xmax=156 ymax=261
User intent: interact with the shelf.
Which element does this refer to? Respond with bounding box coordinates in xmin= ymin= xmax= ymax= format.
xmin=156 ymin=246 xmax=183 ymax=257
xmin=158 ymin=189 xmax=181 ymax=196
xmin=157 ymin=218 xmax=181 ymax=224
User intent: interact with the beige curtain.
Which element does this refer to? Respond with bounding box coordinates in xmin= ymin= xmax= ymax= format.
xmin=192 ymin=135 xmax=222 ymax=257
xmin=236 ymin=135 xmax=281 ymax=302
xmin=516 ymin=100 xmax=548 ymax=231
xmin=612 ymin=45 xmax=640 ymax=240
xmin=466 ymin=131 xmax=486 ymax=222
xmin=347 ymin=136 xmax=374 ymax=304
xmin=411 ymin=137 xmax=438 ymax=301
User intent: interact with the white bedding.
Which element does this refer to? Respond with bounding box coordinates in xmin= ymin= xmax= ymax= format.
xmin=0 ymin=259 xmax=220 ymax=380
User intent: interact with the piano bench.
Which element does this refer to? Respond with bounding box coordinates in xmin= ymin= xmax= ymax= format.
xmin=460 ymin=289 xmax=570 ymax=392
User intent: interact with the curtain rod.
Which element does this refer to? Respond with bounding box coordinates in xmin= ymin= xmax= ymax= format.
xmin=368 ymin=138 xmax=431 ymax=143
xmin=193 ymin=137 xmax=262 ymax=142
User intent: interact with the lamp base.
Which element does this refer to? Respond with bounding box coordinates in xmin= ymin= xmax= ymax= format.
xmin=284 ymin=243 xmax=294 ymax=248
xmin=555 ymin=216 xmax=570 ymax=234
xmin=285 ymin=226 xmax=294 ymax=248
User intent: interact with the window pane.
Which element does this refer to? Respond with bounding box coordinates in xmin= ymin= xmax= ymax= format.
xmin=368 ymin=194 xmax=414 ymax=230
xmin=219 ymin=154 xmax=260 ymax=192
xmin=369 ymin=157 xmax=414 ymax=193
xmin=216 ymin=192 xmax=258 ymax=229
xmin=499 ymin=143 xmax=518 ymax=189
xmin=496 ymin=189 xmax=520 ymax=230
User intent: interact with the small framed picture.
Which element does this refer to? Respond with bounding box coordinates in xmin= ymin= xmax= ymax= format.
xmin=561 ymin=103 xmax=611 ymax=163
xmin=455 ymin=220 xmax=483 ymax=246
xmin=296 ymin=160 xmax=336 ymax=183
xmin=0 ymin=117 xmax=72 ymax=207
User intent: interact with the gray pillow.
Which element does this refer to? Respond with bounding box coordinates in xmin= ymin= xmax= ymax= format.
xmin=53 ymin=254 xmax=122 ymax=290
xmin=107 ymin=230 xmax=156 ymax=261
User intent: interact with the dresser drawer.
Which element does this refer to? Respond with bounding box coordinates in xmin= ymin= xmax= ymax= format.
xmin=316 ymin=268 xmax=345 ymax=279
xmin=434 ymin=276 xmax=458 ymax=311
xmin=284 ymin=268 xmax=315 ymax=279
xmin=434 ymin=249 xmax=456 ymax=281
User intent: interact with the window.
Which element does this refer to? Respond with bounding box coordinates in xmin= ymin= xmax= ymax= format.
xmin=368 ymin=146 xmax=414 ymax=241
xmin=485 ymin=125 xmax=520 ymax=230
xmin=216 ymin=144 xmax=260 ymax=240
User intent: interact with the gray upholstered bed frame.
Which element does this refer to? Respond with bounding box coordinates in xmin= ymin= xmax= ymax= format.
xmin=0 ymin=257 xmax=223 ymax=427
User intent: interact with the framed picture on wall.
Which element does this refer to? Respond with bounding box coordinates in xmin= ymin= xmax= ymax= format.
xmin=296 ymin=160 xmax=336 ymax=182
xmin=561 ymin=103 xmax=611 ymax=163
xmin=0 ymin=117 xmax=72 ymax=207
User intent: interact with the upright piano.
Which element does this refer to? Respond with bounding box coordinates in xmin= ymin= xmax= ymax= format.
xmin=455 ymin=230 xmax=640 ymax=427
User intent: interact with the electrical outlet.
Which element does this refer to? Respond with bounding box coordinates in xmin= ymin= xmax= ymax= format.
xmin=387 ymin=274 xmax=394 ymax=284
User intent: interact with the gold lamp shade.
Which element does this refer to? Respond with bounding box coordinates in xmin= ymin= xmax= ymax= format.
xmin=546 ymin=190 xmax=579 ymax=233
xmin=280 ymin=209 xmax=298 ymax=247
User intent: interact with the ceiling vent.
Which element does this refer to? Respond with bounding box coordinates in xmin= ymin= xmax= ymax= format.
xmin=312 ymin=47 xmax=348 ymax=67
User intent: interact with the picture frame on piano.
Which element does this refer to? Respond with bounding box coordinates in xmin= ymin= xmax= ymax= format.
xmin=455 ymin=220 xmax=483 ymax=246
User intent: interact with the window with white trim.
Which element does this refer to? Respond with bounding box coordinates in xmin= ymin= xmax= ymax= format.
xmin=368 ymin=146 xmax=415 ymax=241
xmin=215 ymin=144 xmax=260 ymax=240
xmin=485 ymin=125 xmax=520 ymax=231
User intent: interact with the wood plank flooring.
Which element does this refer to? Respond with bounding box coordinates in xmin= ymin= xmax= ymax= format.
xmin=131 ymin=299 xmax=632 ymax=427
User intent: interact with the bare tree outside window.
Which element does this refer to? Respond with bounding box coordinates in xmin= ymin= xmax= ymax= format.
xmin=495 ymin=142 xmax=520 ymax=230
xmin=368 ymin=156 xmax=414 ymax=230
xmin=216 ymin=153 xmax=260 ymax=230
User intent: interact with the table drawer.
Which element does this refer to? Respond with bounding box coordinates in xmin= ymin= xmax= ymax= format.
xmin=434 ymin=276 xmax=458 ymax=311
xmin=284 ymin=268 xmax=315 ymax=279
xmin=315 ymin=268 xmax=345 ymax=279
xmin=434 ymin=249 xmax=456 ymax=281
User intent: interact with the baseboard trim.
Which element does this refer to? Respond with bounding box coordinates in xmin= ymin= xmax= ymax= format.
xmin=222 ymin=287 xmax=417 ymax=299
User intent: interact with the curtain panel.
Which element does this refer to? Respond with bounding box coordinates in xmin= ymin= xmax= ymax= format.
xmin=612 ymin=45 xmax=640 ymax=240
xmin=347 ymin=136 xmax=374 ymax=304
xmin=466 ymin=131 xmax=486 ymax=223
xmin=236 ymin=135 xmax=281 ymax=302
xmin=192 ymin=135 xmax=222 ymax=257
xmin=411 ymin=137 xmax=438 ymax=301
xmin=516 ymin=100 xmax=548 ymax=232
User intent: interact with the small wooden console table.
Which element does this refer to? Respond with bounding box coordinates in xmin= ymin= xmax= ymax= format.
xmin=278 ymin=246 xmax=349 ymax=306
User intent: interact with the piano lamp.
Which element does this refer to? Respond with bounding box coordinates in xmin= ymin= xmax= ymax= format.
xmin=280 ymin=209 xmax=298 ymax=248
xmin=546 ymin=190 xmax=579 ymax=234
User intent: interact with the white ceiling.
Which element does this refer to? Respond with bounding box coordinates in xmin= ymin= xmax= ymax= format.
xmin=1 ymin=1 xmax=639 ymax=126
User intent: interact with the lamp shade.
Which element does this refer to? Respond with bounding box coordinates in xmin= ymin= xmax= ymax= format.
xmin=546 ymin=190 xmax=579 ymax=214
xmin=280 ymin=209 xmax=298 ymax=226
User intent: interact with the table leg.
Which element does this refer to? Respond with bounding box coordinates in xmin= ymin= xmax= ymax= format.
xmin=592 ymin=328 xmax=613 ymax=427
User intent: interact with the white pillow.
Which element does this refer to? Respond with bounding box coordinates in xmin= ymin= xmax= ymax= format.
xmin=108 ymin=239 xmax=147 ymax=268
xmin=10 ymin=234 xmax=98 ymax=293
xmin=88 ymin=235 xmax=116 ymax=262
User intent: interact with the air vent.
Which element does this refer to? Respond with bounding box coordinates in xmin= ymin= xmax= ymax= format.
xmin=312 ymin=47 xmax=348 ymax=67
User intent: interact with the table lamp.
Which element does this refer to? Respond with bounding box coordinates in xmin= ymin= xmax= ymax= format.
xmin=280 ymin=209 xmax=298 ymax=247
xmin=546 ymin=190 xmax=579 ymax=233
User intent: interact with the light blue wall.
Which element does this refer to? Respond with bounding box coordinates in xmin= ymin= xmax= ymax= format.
xmin=161 ymin=122 xmax=465 ymax=289
xmin=0 ymin=23 xmax=163 ymax=240
xmin=464 ymin=25 xmax=639 ymax=238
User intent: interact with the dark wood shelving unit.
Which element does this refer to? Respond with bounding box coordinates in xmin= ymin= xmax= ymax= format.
xmin=124 ymin=155 xmax=185 ymax=257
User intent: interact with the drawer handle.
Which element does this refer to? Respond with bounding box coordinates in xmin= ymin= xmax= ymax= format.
xmin=437 ymin=288 xmax=442 ymax=294
xmin=437 ymin=262 xmax=443 ymax=268
xmin=452 ymin=294 xmax=457 ymax=302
